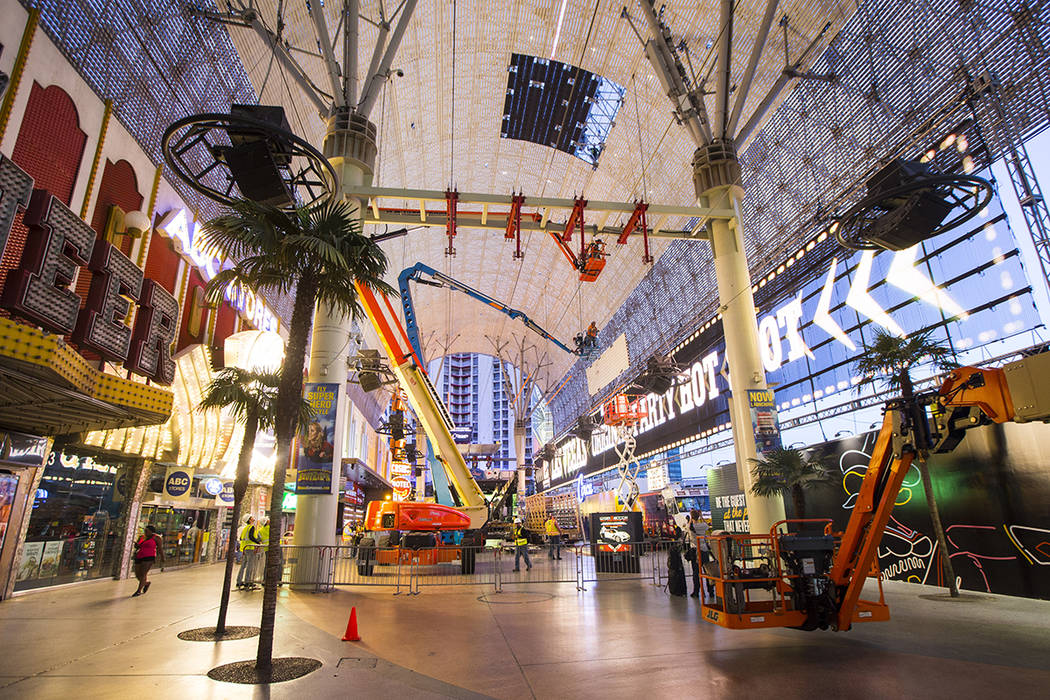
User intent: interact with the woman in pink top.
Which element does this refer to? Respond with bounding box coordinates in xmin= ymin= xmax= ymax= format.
xmin=132 ymin=525 xmax=165 ymax=597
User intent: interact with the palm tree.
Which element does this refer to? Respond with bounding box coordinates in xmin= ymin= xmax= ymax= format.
xmin=749 ymin=447 xmax=836 ymax=520
xmin=198 ymin=197 xmax=393 ymax=677
xmin=198 ymin=367 xmax=311 ymax=638
xmin=855 ymin=327 xmax=960 ymax=596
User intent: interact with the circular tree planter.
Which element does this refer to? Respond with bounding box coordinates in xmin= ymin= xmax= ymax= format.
xmin=208 ymin=658 xmax=322 ymax=684
xmin=178 ymin=626 xmax=260 ymax=642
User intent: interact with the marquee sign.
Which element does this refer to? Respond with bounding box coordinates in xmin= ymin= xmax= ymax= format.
xmin=0 ymin=154 xmax=178 ymax=384
xmin=154 ymin=209 xmax=279 ymax=333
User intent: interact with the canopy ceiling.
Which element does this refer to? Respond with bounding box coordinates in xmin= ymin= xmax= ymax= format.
xmin=222 ymin=0 xmax=854 ymax=380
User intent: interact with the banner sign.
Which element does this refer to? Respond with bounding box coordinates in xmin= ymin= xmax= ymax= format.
xmin=214 ymin=481 xmax=235 ymax=506
xmin=295 ymin=382 xmax=339 ymax=494
xmin=747 ymin=389 xmax=782 ymax=454
xmin=163 ymin=466 xmax=194 ymax=499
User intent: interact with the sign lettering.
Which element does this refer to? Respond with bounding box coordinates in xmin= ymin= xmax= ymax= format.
xmin=0 ymin=154 xmax=180 ymax=384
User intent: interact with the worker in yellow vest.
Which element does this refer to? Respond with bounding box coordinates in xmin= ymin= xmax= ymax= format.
xmin=236 ymin=515 xmax=260 ymax=589
xmin=545 ymin=515 xmax=562 ymax=560
xmin=512 ymin=519 xmax=532 ymax=572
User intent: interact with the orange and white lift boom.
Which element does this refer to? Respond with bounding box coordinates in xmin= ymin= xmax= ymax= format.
xmin=698 ymin=350 xmax=1050 ymax=631
xmin=354 ymin=281 xmax=489 ymax=530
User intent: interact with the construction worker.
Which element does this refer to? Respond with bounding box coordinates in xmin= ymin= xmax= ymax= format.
xmin=585 ymin=321 xmax=598 ymax=348
xmin=545 ymin=515 xmax=562 ymax=560
xmin=236 ymin=515 xmax=260 ymax=589
xmin=512 ymin=519 xmax=532 ymax=572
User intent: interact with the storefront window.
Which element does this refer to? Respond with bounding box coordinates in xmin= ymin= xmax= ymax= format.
xmin=14 ymin=451 xmax=127 ymax=591
xmin=138 ymin=505 xmax=211 ymax=566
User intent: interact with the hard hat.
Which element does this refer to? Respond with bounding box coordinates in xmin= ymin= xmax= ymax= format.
xmin=514 ymin=518 xmax=522 ymax=524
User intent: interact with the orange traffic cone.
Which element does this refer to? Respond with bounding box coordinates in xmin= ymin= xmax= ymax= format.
xmin=342 ymin=606 xmax=361 ymax=641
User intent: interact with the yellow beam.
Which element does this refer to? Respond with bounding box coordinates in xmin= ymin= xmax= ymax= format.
xmin=0 ymin=8 xmax=39 ymax=150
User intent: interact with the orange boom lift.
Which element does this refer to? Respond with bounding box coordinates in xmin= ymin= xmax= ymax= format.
xmin=698 ymin=351 xmax=1050 ymax=631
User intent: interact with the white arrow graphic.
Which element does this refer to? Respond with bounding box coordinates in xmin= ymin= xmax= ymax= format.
xmin=887 ymin=245 xmax=969 ymax=320
xmin=846 ymin=250 xmax=906 ymax=337
xmin=814 ymin=256 xmax=856 ymax=351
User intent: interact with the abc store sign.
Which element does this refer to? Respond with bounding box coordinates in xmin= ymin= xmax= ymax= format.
xmin=0 ymin=155 xmax=178 ymax=383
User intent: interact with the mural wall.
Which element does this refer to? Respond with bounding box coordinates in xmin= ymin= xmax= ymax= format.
xmin=709 ymin=420 xmax=1050 ymax=599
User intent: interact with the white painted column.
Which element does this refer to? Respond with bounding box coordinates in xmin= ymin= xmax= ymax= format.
xmin=704 ymin=184 xmax=785 ymax=534
xmin=293 ymin=113 xmax=374 ymax=555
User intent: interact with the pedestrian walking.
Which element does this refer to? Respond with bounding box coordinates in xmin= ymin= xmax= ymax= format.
xmin=132 ymin=525 xmax=164 ymax=597
xmin=512 ymin=519 xmax=532 ymax=571
xmin=545 ymin=515 xmax=562 ymax=560
xmin=236 ymin=515 xmax=261 ymax=589
xmin=684 ymin=509 xmax=713 ymax=598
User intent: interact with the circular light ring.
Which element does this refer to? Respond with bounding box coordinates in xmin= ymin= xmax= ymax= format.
xmin=834 ymin=174 xmax=993 ymax=251
xmin=161 ymin=113 xmax=337 ymax=210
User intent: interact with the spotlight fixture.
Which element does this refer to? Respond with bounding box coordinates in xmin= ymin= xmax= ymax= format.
xmin=350 ymin=348 xmax=397 ymax=392
xmin=834 ymin=158 xmax=992 ymax=251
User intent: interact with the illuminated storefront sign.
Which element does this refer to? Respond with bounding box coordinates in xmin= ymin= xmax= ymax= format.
xmin=0 ymin=154 xmax=178 ymax=384
xmin=155 ymin=209 xmax=279 ymax=333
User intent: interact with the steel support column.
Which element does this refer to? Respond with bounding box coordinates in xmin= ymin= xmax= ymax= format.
xmin=292 ymin=109 xmax=377 ymax=586
xmin=694 ymin=143 xmax=785 ymax=534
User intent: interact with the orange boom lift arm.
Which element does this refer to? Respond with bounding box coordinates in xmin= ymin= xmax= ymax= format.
xmin=698 ymin=351 xmax=1050 ymax=631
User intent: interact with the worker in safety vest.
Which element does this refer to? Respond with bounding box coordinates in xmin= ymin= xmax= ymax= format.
xmin=585 ymin=321 xmax=598 ymax=347
xmin=545 ymin=515 xmax=562 ymax=560
xmin=236 ymin=515 xmax=260 ymax=589
xmin=512 ymin=519 xmax=532 ymax=572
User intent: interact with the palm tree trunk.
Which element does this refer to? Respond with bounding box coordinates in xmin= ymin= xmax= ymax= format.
xmin=216 ymin=411 xmax=259 ymax=636
xmin=900 ymin=371 xmax=958 ymax=597
xmin=256 ymin=276 xmax=318 ymax=676
xmin=792 ymin=486 xmax=806 ymax=520
xmin=918 ymin=457 xmax=959 ymax=596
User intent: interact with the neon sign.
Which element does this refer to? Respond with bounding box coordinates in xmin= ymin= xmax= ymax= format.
xmin=154 ymin=209 xmax=279 ymax=333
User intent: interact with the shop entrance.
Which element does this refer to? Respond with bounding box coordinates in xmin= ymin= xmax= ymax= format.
xmin=139 ymin=506 xmax=212 ymax=567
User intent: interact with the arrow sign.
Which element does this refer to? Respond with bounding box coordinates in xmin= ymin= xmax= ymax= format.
xmin=887 ymin=245 xmax=969 ymax=320
xmin=846 ymin=250 xmax=905 ymax=337
xmin=813 ymin=257 xmax=856 ymax=351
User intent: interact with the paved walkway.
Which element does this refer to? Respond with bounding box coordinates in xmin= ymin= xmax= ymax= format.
xmin=0 ymin=563 xmax=1048 ymax=698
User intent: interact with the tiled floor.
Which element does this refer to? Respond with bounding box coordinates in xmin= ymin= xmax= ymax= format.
xmin=0 ymin=561 xmax=1047 ymax=699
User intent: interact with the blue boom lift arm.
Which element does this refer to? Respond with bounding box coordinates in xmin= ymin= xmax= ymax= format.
xmin=397 ymin=262 xmax=579 ymax=362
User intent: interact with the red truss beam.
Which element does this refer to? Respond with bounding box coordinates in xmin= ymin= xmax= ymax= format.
xmin=445 ymin=189 xmax=458 ymax=256
xmin=617 ymin=200 xmax=654 ymax=264
xmin=507 ymin=193 xmax=525 ymax=259
xmin=617 ymin=201 xmax=648 ymax=244
xmin=562 ymin=197 xmax=587 ymax=243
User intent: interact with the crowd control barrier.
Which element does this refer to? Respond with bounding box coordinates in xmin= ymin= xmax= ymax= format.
xmin=237 ymin=540 xmax=685 ymax=596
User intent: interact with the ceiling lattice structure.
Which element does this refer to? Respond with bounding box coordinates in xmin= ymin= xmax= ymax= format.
xmin=220 ymin=0 xmax=856 ymax=382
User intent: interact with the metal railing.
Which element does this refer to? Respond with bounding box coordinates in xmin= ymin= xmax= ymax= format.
xmin=239 ymin=540 xmax=682 ymax=595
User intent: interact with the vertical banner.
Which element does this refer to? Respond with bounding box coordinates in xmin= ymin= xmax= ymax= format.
xmin=747 ymin=389 xmax=782 ymax=454
xmin=296 ymin=382 xmax=339 ymax=494
xmin=163 ymin=466 xmax=194 ymax=500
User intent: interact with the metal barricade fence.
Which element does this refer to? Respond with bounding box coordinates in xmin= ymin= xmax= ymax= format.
xmin=402 ymin=545 xmax=499 ymax=594
xmin=238 ymin=540 xmax=682 ymax=595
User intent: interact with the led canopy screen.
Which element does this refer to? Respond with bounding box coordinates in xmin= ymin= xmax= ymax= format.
xmin=501 ymin=54 xmax=624 ymax=167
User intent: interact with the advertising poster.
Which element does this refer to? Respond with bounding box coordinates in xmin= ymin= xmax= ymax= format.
xmin=18 ymin=542 xmax=44 ymax=581
xmin=747 ymin=389 xmax=782 ymax=454
xmin=163 ymin=466 xmax=194 ymax=500
xmin=0 ymin=473 xmax=17 ymax=552
xmin=591 ymin=512 xmax=642 ymax=573
xmin=39 ymin=540 xmax=63 ymax=578
xmin=296 ymin=383 xmax=339 ymax=495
